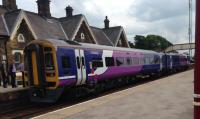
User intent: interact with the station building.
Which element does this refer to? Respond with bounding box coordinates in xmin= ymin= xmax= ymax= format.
xmin=0 ymin=0 xmax=130 ymax=73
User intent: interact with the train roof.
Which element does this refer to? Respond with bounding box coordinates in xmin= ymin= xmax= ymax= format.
xmin=31 ymin=39 xmax=159 ymax=54
xmin=80 ymin=43 xmax=158 ymax=54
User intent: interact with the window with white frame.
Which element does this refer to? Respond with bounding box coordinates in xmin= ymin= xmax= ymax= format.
xmin=12 ymin=50 xmax=23 ymax=64
xmin=81 ymin=33 xmax=85 ymax=40
xmin=118 ymin=39 xmax=122 ymax=46
xmin=17 ymin=33 xmax=25 ymax=43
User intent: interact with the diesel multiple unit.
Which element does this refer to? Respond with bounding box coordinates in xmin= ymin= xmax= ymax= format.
xmin=24 ymin=39 xmax=189 ymax=102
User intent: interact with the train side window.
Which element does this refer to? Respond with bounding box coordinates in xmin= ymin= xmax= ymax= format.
xmin=154 ymin=57 xmax=160 ymax=64
xmin=105 ymin=57 xmax=114 ymax=67
xmin=92 ymin=60 xmax=103 ymax=68
xmin=149 ymin=57 xmax=154 ymax=64
xmin=62 ymin=56 xmax=70 ymax=68
xmin=126 ymin=58 xmax=132 ymax=65
xmin=144 ymin=57 xmax=150 ymax=65
xmin=139 ymin=57 xmax=144 ymax=65
xmin=116 ymin=57 xmax=124 ymax=66
xmin=133 ymin=57 xmax=139 ymax=65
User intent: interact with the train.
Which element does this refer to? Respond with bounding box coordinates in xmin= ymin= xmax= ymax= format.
xmin=24 ymin=39 xmax=190 ymax=103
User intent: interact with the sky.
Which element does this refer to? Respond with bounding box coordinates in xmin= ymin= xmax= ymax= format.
xmin=0 ymin=0 xmax=196 ymax=45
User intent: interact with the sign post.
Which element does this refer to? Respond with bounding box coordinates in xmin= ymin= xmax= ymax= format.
xmin=194 ymin=0 xmax=200 ymax=119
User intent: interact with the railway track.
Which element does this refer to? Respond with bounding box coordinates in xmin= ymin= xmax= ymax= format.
xmin=0 ymin=69 xmax=192 ymax=119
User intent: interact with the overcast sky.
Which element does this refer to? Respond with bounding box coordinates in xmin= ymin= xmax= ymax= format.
xmin=0 ymin=0 xmax=196 ymax=44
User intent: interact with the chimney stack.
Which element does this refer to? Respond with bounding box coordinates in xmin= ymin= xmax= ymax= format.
xmin=104 ymin=16 xmax=110 ymax=29
xmin=3 ymin=0 xmax=18 ymax=11
xmin=37 ymin=0 xmax=51 ymax=18
xmin=66 ymin=5 xmax=73 ymax=17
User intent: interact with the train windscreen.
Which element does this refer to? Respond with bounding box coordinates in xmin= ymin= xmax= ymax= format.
xmin=44 ymin=47 xmax=55 ymax=71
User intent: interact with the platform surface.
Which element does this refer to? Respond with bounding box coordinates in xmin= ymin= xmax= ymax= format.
xmin=0 ymin=85 xmax=29 ymax=102
xmin=33 ymin=70 xmax=194 ymax=119
xmin=0 ymin=85 xmax=27 ymax=93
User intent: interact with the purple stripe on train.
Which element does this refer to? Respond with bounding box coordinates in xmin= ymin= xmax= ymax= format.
xmin=59 ymin=78 xmax=76 ymax=86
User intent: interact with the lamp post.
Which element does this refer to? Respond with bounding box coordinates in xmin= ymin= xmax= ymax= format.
xmin=194 ymin=0 xmax=200 ymax=119
xmin=189 ymin=0 xmax=192 ymax=60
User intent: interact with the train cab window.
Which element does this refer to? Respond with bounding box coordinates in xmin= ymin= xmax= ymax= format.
xmin=92 ymin=60 xmax=103 ymax=68
xmin=132 ymin=57 xmax=139 ymax=65
xmin=45 ymin=53 xmax=54 ymax=71
xmin=62 ymin=56 xmax=70 ymax=68
xmin=126 ymin=58 xmax=132 ymax=65
xmin=105 ymin=57 xmax=114 ymax=67
xmin=116 ymin=57 xmax=124 ymax=66
xmin=44 ymin=47 xmax=52 ymax=52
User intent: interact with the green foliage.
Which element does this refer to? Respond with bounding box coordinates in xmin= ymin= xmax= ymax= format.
xmin=128 ymin=41 xmax=134 ymax=48
xmin=133 ymin=34 xmax=172 ymax=51
xmin=134 ymin=35 xmax=148 ymax=49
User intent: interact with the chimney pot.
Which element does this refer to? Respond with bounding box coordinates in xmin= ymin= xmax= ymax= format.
xmin=66 ymin=5 xmax=73 ymax=17
xmin=104 ymin=16 xmax=110 ymax=29
xmin=3 ymin=0 xmax=18 ymax=11
xmin=36 ymin=0 xmax=51 ymax=18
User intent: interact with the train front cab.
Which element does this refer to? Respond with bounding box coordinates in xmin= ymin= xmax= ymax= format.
xmin=24 ymin=41 xmax=62 ymax=102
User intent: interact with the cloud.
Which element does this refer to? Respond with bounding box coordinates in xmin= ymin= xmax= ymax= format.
xmin=0 ymin=0 xmax=196 ymax=45
xmin=129 ymin=0 xmax=188 ymax=22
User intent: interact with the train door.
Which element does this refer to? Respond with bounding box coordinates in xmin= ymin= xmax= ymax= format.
xmin=24 ymin=44 xmax=46 ymax=88
xmin=75 ymin=49 xmax=87 ymax=85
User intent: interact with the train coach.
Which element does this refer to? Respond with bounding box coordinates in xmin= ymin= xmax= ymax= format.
xmin=24 ymin=39 xmax=189 ymax=102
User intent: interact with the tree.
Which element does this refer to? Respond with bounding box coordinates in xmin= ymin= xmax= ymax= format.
xmin=133 ymin=34 xmax=173 ymax=51
xmin=134 ymin=35 xmax=148 ymax=50
xmin=128 ymin=41 xmax=135 ymax=48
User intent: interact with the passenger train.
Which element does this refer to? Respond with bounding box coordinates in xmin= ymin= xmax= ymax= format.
xmin=24 ymin=39 xmax=189 ymax=102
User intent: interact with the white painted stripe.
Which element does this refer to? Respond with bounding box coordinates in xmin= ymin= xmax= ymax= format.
xmin=59 ymin=75 xmax=76 ymax=80
xmin=194 ymin=94 xmax=200 ymax=98
xmin=193 ymin=101 xmax=200 ymax=106
xmin=88 ymin=74 xmax=95 ymax=76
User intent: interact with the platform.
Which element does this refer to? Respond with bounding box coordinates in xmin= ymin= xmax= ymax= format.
xmin=33 ymin=70 xmax=194 ymax=119
xmin=0 ymin=85 xmax=29 ymax=102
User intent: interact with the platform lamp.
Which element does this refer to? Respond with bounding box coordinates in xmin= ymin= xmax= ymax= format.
xmin=194 ymin=0 xmax=200 ymax=119
xmin=0 ymin=35 xmax=10 ymax=78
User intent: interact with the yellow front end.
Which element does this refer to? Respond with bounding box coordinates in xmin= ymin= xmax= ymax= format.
xmin=24 ymin=40 xmax=59 ymax=90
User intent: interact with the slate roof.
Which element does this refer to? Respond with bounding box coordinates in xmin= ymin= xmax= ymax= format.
xmin=0 ymin=8 xmax=129 ymax=48
xmin=0 ymin=15 xmax=8 ymax=36
xmin=59 ymin=14 xmax=83 ymax=40
xmin=3 ymin=9 xmax=20 ymax=33
xmin=0 ymin=5 xmax=7 ymax=15
xmin=90 ymin=26 xmax=113 ymax=46
xmin=24 ymin=11 xmax=67 ymax=40
xmin=102 ymin=26 xmax=123 ymax=46
xmin=2 ymin=9 xmax=67 ymax=40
